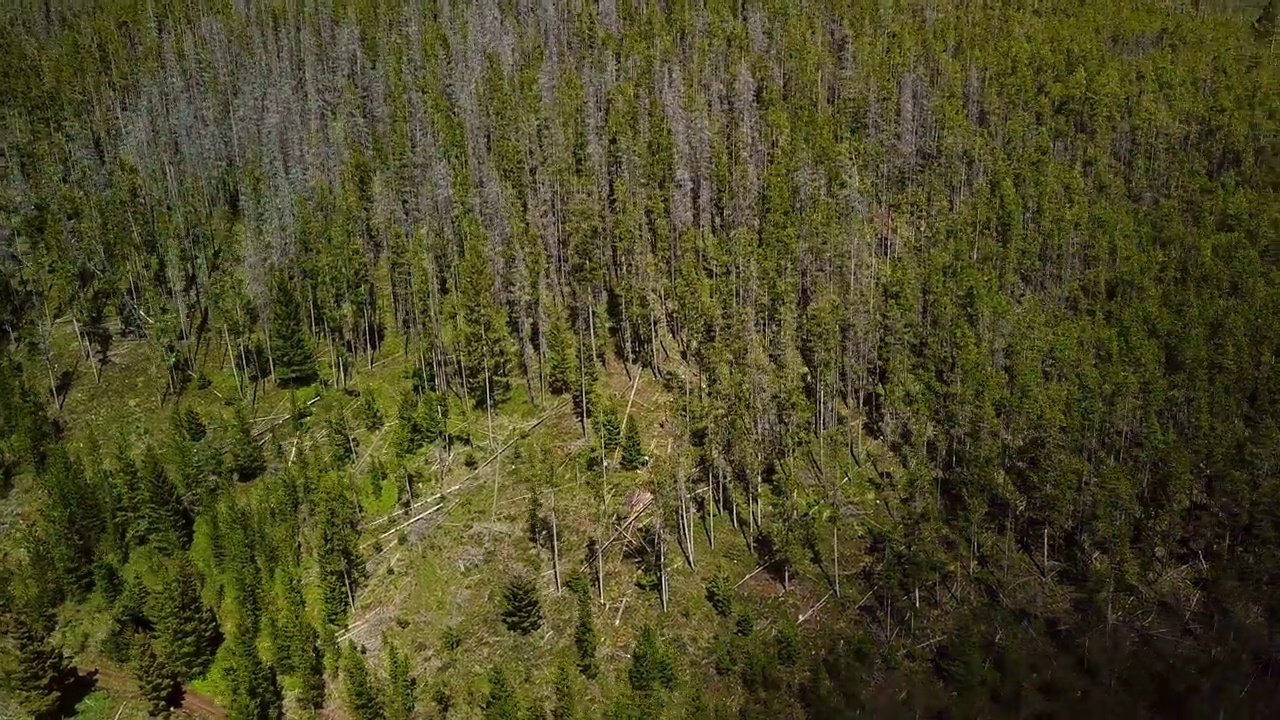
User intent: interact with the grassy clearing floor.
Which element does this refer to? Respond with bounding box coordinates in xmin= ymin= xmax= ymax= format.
xmin=332 ymin=358 xmax=837 ymax=715
xmin=69 ymin=690 xmax=150 ymax=720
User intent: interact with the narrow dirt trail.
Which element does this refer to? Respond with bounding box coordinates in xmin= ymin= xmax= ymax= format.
xmin=79 ymin=665 xmax=228 ymax=720
xmin=172 ymin=686 xmax=228 ymax=720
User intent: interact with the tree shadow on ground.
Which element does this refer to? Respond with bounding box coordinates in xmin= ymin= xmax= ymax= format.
xmin=54 ymin=668 xmax=100 ymax=718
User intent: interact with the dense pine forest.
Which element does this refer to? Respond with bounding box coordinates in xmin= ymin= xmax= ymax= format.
xmin=2 ymin=0 xmax=1278 ymax=717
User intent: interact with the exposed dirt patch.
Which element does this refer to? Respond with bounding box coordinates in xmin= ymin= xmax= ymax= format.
xmin=80 ymin=665 xmax=228 ymax=720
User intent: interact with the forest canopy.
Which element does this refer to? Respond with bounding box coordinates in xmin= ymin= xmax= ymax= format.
xmin=1 ymin=0 xmax=1278 ymax=717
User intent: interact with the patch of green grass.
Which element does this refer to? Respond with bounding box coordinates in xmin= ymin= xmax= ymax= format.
xmin=360 ymin=461 xmax=402 ymax=518
xmin=189 ymin=642 xmax=231 ymax=704
xmin=70 ymin=690 xmax=148 ymax=720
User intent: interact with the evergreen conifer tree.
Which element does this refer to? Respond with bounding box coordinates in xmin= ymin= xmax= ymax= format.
xmin=705 ymin=575 xmax=733 ymax=618
xmin=328 ymin=415 xmax=356 ymax=466
xmin=359 ymin=393 xmax=383 ymax=431
xmin=148 ymin=558 xmax=220 ymax=681
xmin=220 ymin=506 xmax=264 ymax=635
xmin=30 ymin=446 xmax=101 ymax=597
xmin=0 ymin=591 xmax=73 ymax=720
xmin=170 ymin=435 xmax=217 ymax=514
xmin=599 ymin=403 xmax=622 ymax=453
xmin=457 ymin=220 xmax=515 ymax=408
xmin=571 ymin=584 xmax=598 ymax=678
xmin=419 ymin=391 xmax=447 ymax=443
xmin=620 ymin=417 xmax=645 ymax=470
xmin=111 ymin=450 xmax=145 ymax=550
xmin=129 ymin=632 xmax=176 ymax=716
xmin=342 ymin=644 xmax=384 ymax=720
xmin=174 ymin=406 xmax=207 ymax=443
xmin=225 ymin=628 xmax=283 ymax=720
xmin=288 ymin=390 xmax=311 ymax=433
xmin=383 ymin=640 xmax=415 ymax=720
xmin=136 ymin=451 xmax=192 ymax=551
xmin=316 ymin=477 xmax=361 ymax=627
xmin=273 ymin=572 xmax=312 ymax=675
xmin=394 ymin=388 xmax=446 ymax=455
xmin=270 ymin=272 xmax=317 ymax=388
xmin=297 ymin=640 xmax=327 ymax=712
xmin=526 ymin=492 xmax=551 ymax=548
xmin=546 ymin=317 xmax=575 ymax=396
xmin=499 ymin=577 xmax=543 ymax=635
xmin=571 ymin=359 xmax=599 ymax=424
xmin=482 ymin=666 xmax=522 ymax=720
xmin=394 ymin=390 xmax=423 ymax=455
xmin=104 ymin=575 xmax=149 ymax=663
xmin=229 ymin=404 xmax=265 ymax=481
xmin=551 ymin=661 xmax=578 ymax=720
xmin=627 ymin=626 xmax=675 ymax=694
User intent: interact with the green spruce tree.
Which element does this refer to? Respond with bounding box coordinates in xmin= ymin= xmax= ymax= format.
xmin=393 ymin=388 xmax=446 ymax=456
xmin=620 ymin=417 xmax=645 ymax=470
xmin=359 ymin=393 xmax=384 ymax=431
xmin=229 ymin=404 xmax=265 ymax=481
xmin=316 ymin=477 xmax=361 ymax=627
xmin=136 ymin=451 xmax=193 ymax=551
xmin=546 ymin=316 xmax=575 ymax=396
xmin=383 ymin=640 xmax=415 ymax=720
xmin=224 ymin=628 xmax=283 ymax=720
xmin=571 ymin=581 xmax=598 ymax=678
xmin=273 ymin=572 xmax=313 ymax=676
xmin=328 ymin=415 xmax=356 ymax=466
xmin=627 ymin=626 xmax=675 ymax=694
xmin=30 ymin=446 xmax=101 ymax=596
xmin=394 ymin=389 xmax=423 ymax=455
xmin=482 ymin=666 xmax=522 ymax=720
xmin=526 ymin=492 xmax=551 ymax=548
xmin=599 ymin=402 xmax=622 ymax=453
xmin=419 ymin=391 xmax=447 ymax=443
xmin=148 ymin=558 xmax=220 ymax=681
xmin=270 ymin=272 xmax=317 ymax=388
xmin=174 ymin=406 xmax=207 ymax=443
xmin=297 ymin=640 xmax=327 ymax=712
xmin=551 ymin=660 xmax=579 ymax=720
xmin=704 ymin=575 xmax=733 ymax=618
xmin=457 ymin=219 xmax=515 ymax=408
xmin=342 ymin=644 xmax=384 ymax=720
xmin=499 ymin=577 xmax=543 ymax=635
xmin=0 ymin=590 xmax=73 ymax=720
xmin=129 ymin=632 xmax=176 ymax=717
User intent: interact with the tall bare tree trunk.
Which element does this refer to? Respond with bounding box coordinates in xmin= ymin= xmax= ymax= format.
xmin=41 ymin=302 xmax=60 ymax=409
xmin=707 ymin=468 xmax=715 ymax=550
xmin=264 ymin=323 xmax=276 ymax=385
xmin=551 ymin=491 xmax=561 ymax=593
xmin=834 ymin=524 xmax=840 ymax=598
xmin=578 ymin=326 xmax=589 ymax=437
xmin=597 ymin=538 xmax=605 ymax=605
xmin=226 ymin=325 xmax=242 ymax=396
xmin=364 ymin=298 xmax=374 ymax=370
xmin=659 ymin=522 xmax=668 ymax=612
xmin=487 ymin=365 xmax=497 ymax=522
